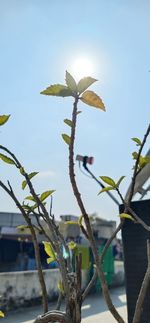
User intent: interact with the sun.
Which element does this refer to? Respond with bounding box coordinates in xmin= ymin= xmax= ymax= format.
xmin=70 ymin=57 xmax=94 ymax=81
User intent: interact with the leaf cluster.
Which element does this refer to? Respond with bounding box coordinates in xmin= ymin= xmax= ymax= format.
xmin=98 ymin=176 xmax=125 ymax=194
xmin=41 ymin=71 xmax=105 ymax=111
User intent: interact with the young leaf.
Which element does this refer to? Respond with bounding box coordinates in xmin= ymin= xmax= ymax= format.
xmin=139 ymin=155 xmax=146 ymax=168
xmin=132 ymin=137 xmax=142 ymax=146
xmin=22 ymin=172 xmax=38 ymax=190
xmin=22 ymin=204 xmax=31 ymax=211
xmin=98 ymin=186 xmax=115 ymax=194
xmin=145 ymin=156 xmax=150 ymax=164
xmin=40 ymin=84 xmax=73 ymax=97
xmin=64 ymin=119 xmax=73 ymax=127
xmin=62 ymin=134 xmax=71 ymax=145
xmin=42 ymin=241 xmax=56 ymax=259
xmin=119 ymin=213 xmax=134 ymax=221
xmin=77 ymin=77 xmax=97 ymax=94
xmin=47 ymin=257 xmax=56 ymax=264
xmin=57 ymin=280 xmax=64 ymax=294
xmin=0 ymin=311 xmax=4 ymax=317
xmin=25 ymin=195 xmax=36 ymax=202
xmin=30 ymin=203 xmax=38 ymax=210
xmin=65 ymin=71 xmax=77 ymax=92
xmin=40 ymin=190 xmax=55 ymax=202
xmin=68 ymin=241 xmax=77 ymax=250
xmin=20 ymin=167 xmax=25 ymax=175
xmin=78 ymin=215 xmax=84 ymax=226
xmin=100 ymin=176 xmax=116 ymax=187
xmin=132 ymin=152 xmax=138 ymax=160
xmin=0 ymin=115 xmax=10 ymax=126
xmin=17 ymin=225 xmax=29 ymax=231
xmin=65 ymin=221 xmax=79 ymax=225
xmin=80 ymin=91 xmax=105 ymax=111
xmin=0 ymin=153 xmax=15 ymax=165
xmin=116 ymin=176 xmax=125 ymax=188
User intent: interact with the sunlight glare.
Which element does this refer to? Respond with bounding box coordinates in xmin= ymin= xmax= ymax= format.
xmin=71 ymin=58 xmax=94 ymax=81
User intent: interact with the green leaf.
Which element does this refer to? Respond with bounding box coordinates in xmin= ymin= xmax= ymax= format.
xmin=119 ymin=213 xmax=134 ymax=221
xmin=25 ymin=195 xmax=36 ymax=202
xmin=132 ymin=137 xmax=142 ymax=146
xmin=42 ymin=241 xmax=55 ymax=257
xmin=40 ymin=190 xmax=55 ymax=202
xmin=132 ymin=152 xmax=138 ymax=160
xmin=80 ymin=91 xmax=106 ymax=111
xmin=20 ymin=167 xmax=25 ymax=175
xmin=0 ymin=153 xmax=15 ymax=165
xmin=22 ymin=172 xmax=38 ymax=190
xmin=100 ymin=176 xmax=116 ymax=187
xmin=116 ymin=176 xmax=125 ymax=188
xmin=0 ymin=115 xmax=10 ymax=126
xmin=22 ymin=204 xmax=31 ymax=211
xmin=47 ymin=257 xmax=56 ymax=264
xmin=77 ymin=77 xmax=97 ymax=94
xmin=30 ymin=203 xmax=38 ymax=210
xmin=0 ymin=311 xmax=4 ymax=318
xmin=65 ymin=221 xmax=79 ymax=225
xmin=65 ymin=71 xmax=77 ymax=92
xmin=145 ymin=156 xmax=150 ymax=164
xmin=40 ymin=84 xmax=73 ymax=97
xmin=98 ymin=186 xmax=115 ymax=194
xmin=139 ymin=155 xmax=146 ymax=168
xmin=68 ymin=241 xmax=77 ymax=250
xmin=64 ymin=119 xmax=73 ymax=127
xmin=78 ymin=215 xmax=84 ymax=226
xmin=62 ymin=134 xmax=71 ymax=145
xmin=57 ymin=280 xmax=64 ymax=294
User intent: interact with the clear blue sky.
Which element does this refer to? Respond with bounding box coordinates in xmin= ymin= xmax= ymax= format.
xmin=0 ymin=0 xmax=149 ymax=221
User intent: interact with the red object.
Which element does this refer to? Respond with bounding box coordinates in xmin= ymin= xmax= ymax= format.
xmin=76 ymin=155 xmax=94 ymax=165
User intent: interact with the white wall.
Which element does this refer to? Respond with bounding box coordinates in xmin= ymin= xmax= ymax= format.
xmin=0 ymin=268 xmax=89 ymax=310
xmin=0 ymin=263 xmax=124 ymax=310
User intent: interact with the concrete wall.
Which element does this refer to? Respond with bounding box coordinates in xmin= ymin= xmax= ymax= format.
xmin=0 ymin=268 xmax=89 ymax=311
xmin=0 ymin=269 xmax=60 ymax=310
xmin=0 ymin=262 xmax=124 ymax=311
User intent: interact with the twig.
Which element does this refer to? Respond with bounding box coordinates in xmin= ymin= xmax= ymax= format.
xmin=68 ymin=97 xmax=125 ymax=323
xmin=0 ymin=145 xmax=71 ymax=299
xmin=101 ymin=221 xmax=124 ymax=264
xmin=132 ymin=240 xmax=150 ymax=323
xmin=82 ymin=268 xmax=97 ymax=302
xmin=0 ymin=180 xmax=48 ymax=313
xmin=56 ymin=292 xmax=63 ymax=311
xmin=127 ymin=207 xmax=150 ymax=232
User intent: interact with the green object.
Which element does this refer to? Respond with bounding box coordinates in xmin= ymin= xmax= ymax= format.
xmin=75 ymin=245 xmax=90 ymax=270
xmin=89 ymin=245 xmax=114 ymax=292
xmin=95 ymin=245 xmax=114 ymax=291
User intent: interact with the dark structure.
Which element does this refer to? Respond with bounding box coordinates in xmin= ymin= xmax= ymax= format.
xmin=121 ymin=199 xmax=150 ymax=323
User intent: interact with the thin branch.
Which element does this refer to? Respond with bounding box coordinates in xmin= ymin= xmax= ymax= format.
xmin=0 ymin=145 xmax=71 ymax=299
xmin=0 ymin=180 xmax=48 ymax=313
xmin=132 ymin=240 xmax=150 ymax=323
xmin=56 ymin=292 xmax=63 ymax=311
xmin=101 ymin=221 xmax=124 ymax=264
xmin=116 ymin=188 xmax=125 ymax=205
xmin=127 ymin=207 xmax=150 ymax=232
xmin=68 ymin=97 xmax=125 ymax=323
xmin=82 ymin=268 xmax=97 ymax=302
xmin=82 ymin=223 xmax=123 ymax=302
